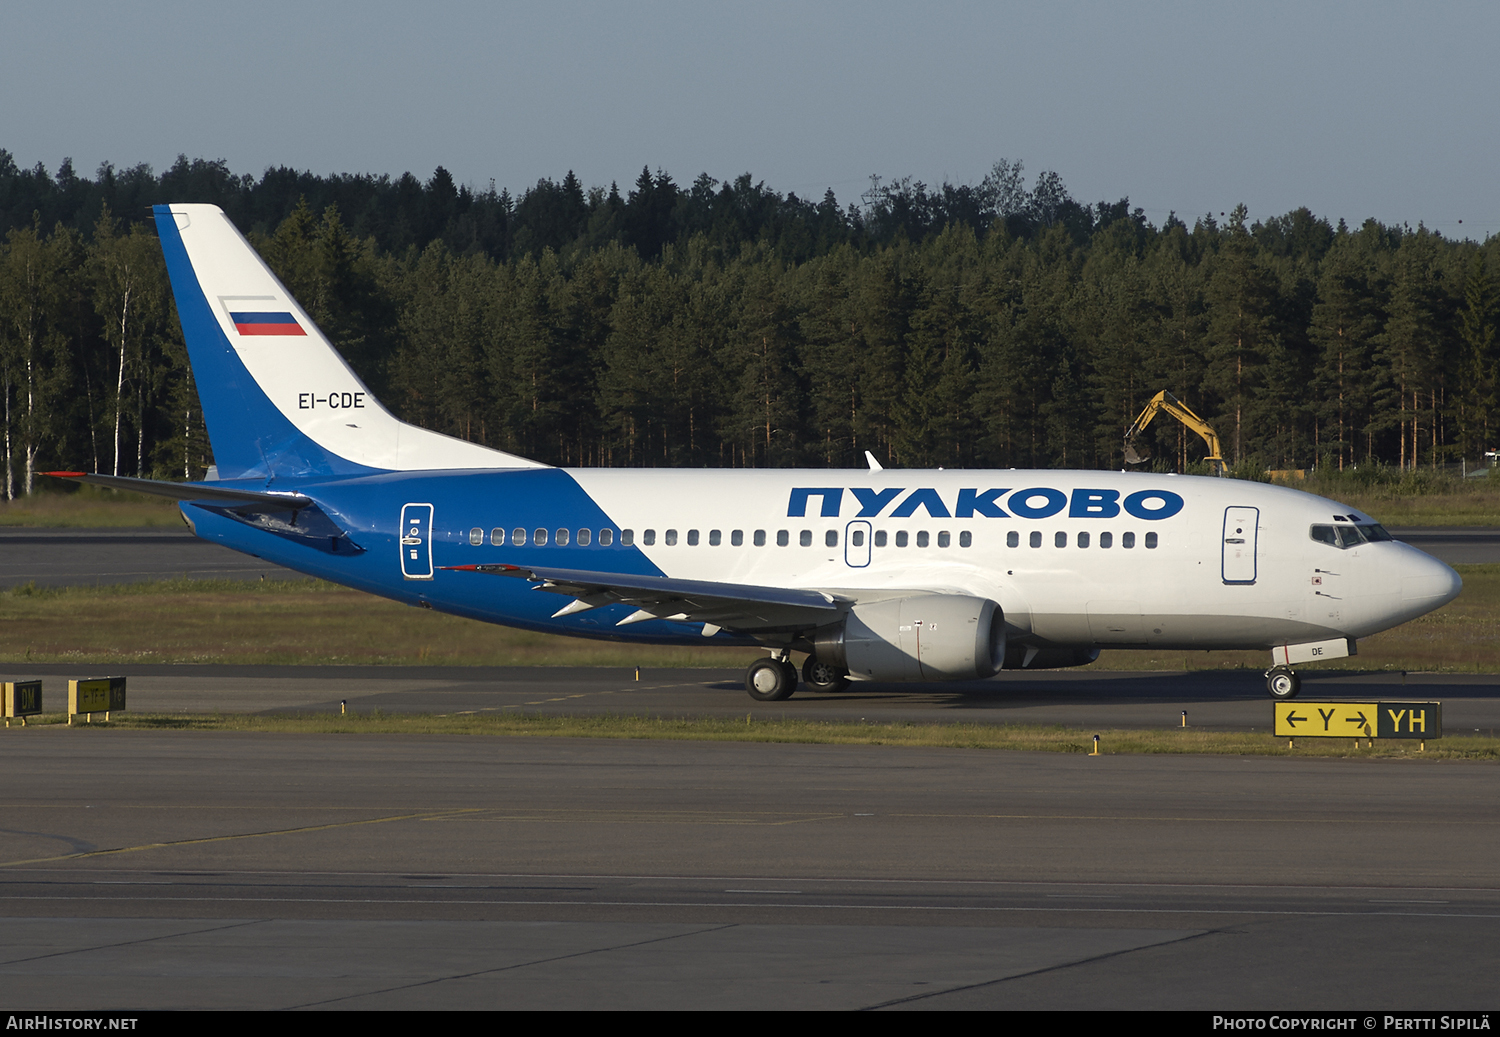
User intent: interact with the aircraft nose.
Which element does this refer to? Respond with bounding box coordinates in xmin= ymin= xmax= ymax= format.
xmin=1399 ymin=548 xmax=1462 ymax=612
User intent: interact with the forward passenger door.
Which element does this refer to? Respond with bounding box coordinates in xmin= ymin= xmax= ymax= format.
xmin=1222 ymin=506 xmax=1259 ymax=584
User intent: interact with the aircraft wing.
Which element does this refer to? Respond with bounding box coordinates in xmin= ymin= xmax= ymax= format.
xmin=43 ymin=472 xmax=313 ymax=509
xmin=440 ymin=563 xmax=845 ymax=633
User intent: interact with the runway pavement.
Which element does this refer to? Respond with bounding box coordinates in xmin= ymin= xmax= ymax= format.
xmin=0 ymin=525 xmax=1494 ymax=589
xmin=1390 ymin=527 xmax=1500 ymax=565
xmin=2 ymin=731 xmax=1498 ymax=1010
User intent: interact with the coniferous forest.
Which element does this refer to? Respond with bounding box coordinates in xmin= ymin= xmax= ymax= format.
xmin=1 ymin=150 xmax=1497 ymax=497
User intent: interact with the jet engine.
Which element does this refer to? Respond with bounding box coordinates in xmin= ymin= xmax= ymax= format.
xmin=810 ymin=595 xmax=1005 ymax=682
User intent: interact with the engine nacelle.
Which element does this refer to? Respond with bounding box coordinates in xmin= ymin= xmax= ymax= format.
xmin=812 ymin=595 xmax=1005 ymax=682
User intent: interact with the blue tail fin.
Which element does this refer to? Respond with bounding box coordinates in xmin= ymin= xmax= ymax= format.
xmin=153 ymin=204 xmax=543 ymax=481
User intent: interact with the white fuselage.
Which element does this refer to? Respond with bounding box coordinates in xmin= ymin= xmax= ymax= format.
xmin=547 ymin=468 xmax=1459 ymax=651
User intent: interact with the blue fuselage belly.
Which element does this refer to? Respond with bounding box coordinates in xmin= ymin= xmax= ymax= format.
xmin=183 ymin=468 xmax=751 ymax=645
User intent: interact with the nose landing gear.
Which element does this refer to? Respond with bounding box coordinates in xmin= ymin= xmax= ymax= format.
xmin=1265 ymin=665 xmax=1300 ymax=699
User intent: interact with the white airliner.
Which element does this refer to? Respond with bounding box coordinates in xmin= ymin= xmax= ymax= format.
xmin=52 ymin=204 xmax=1462 ymax=702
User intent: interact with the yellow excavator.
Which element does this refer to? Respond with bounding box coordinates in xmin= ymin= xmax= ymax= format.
xmin=1123 ymin=390 xmax=1226 ymax=477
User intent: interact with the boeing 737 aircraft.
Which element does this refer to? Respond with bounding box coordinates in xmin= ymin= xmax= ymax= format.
xmin=50 ymin=204 xmax=1462 ymax=702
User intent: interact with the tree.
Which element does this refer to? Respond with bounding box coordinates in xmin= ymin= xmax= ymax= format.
xmin=1455 ymin=252 xmax=1498 ymax=458
xmin=90 ymin=205 xmax=167 ymax=476
xmin=0 ymin=219 xmax=76 ymax=495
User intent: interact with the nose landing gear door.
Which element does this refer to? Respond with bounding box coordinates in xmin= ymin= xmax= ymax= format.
xmin=400 ymin=503 xmax=435 ymax=580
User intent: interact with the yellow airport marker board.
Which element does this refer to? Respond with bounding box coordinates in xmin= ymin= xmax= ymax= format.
xmin=68 ymin=676 xmax=127 ymax=718
xmin=1274 ymin=701 xmax=1440 ymax=739
xmin=3 ymin=681 xmax=42 ymax=719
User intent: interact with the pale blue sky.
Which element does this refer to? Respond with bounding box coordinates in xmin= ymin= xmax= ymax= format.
xmin=3 ymin=1 xmax=1495 ymax=234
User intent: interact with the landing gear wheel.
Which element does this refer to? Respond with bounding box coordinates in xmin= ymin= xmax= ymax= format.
xmin=746 ymin=657 xmax=797 ymax=702
xmin=1266 ymin=666 xmax=1300 ymax=700
xmin=802 ymin=656 xmax=850 ymax=693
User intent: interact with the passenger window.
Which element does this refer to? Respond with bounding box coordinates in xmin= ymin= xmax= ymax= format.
xmin=1100 ymin=532 xmax=1113 ymax=548
xmin=917 ymin=531 xmax=930 ymax=548
xmin=937 ymin=531 xmax=950 ymax=548
xmin=1145 ymin=532 xmax=1158 ymax=549
xmin=600 ymin=529 xmax=614 ymax=546
xmin=577 ymin=528 xmax=591 ymax=546
xmin=800 ymin=530 xmax=812 ymax=547
xmin=469 ymin=527 xmax=483 ymax=546
xmin=896 ymin=531 xmax=909 ymax=548
xmin=687 ymin=529 xmax=699 ymax=546
xmin=491 ymin=528 xmax=505 ymax=546
xmin=875 ymin=530 xmax=888 ymax=547
xmin=665 ymin=529 xmax=678 ymax=546
xmin=1007 ymin=531 xmax=1019 ymax=548
xmin=620 ymin=529 xmax=634 ymax=546
xmin=730 ymin=530 xmax=742 ymax=546
xmin=754 ymin=530 xmax=766 ymax=546
xmin=512 ymin=527 xmax=527 ymax=546
xmin=851 ymin=530 xmax=865 ymax=547
xmin=555 ymin=528 xmax=570 ymax=546
xmin=825 ymin=530 xmax=838 ymax=547
xmin=959 ymin=531 xmax=972 ymax=548
xmin=1055 ymin=531 xmax=1067 ymax=548
xmin=643 ymin=529 xmax=656 ymax=546
xmin=1030 ymin=531 xmax=1042 ymax=548
xmin=1122 ymin=532 xmax=1135 ymax=548
xmin=1078 ymin=531 xmax=1090 ymax=548
xmin=709 ymin=530 xmax=721 ymax=546
xmin=534 ymin=528 xmax=548 ymax=546
xmin=777 ymin=530 xmax=789 ymax=547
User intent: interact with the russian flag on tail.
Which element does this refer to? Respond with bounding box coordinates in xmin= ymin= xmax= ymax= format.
xmin=230 ymin=311 xmax=306 ymax=336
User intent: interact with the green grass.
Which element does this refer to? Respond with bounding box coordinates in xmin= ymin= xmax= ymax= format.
xmin=10 ymin=710 xmax=1497 ymax=759
xmin=0 ymin=577 xmax=764 ymax=668
xmin=4 ymin=567 xmax=1500 ymax=672
xmin=1272 ymin=466 xmax=1500 ymax=526
xmin=0 ymin=487 xmax=185 ymax=527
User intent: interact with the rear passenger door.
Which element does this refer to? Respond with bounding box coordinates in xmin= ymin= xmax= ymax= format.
xmin=400 ymin=503 xmax=434 ymax=580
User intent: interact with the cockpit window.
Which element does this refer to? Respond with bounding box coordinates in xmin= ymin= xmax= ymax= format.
xmin=1311 ymin=523 xmax=1392 ymax=549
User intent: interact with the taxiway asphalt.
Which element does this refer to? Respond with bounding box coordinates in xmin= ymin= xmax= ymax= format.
xmin=2 ymin=731 xmax=1497 ymax=1010
xmin=5 ymin=663 xmax=1500 ymax=733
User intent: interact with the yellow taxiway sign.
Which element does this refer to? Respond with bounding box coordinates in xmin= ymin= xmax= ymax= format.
xmin=1274 ymin=701 xmax=1440 ymax=739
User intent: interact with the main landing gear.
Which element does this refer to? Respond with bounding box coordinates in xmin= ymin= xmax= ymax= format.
xmin=1265 ymin=665 xmax=1301 ymax=700
xmin=745 ymin=655 xmax=798 ymax=702
xmin=802 ymin=655 xmax=851 ymax=694
xmin=744 ymin=652 xmax=851 ymax=701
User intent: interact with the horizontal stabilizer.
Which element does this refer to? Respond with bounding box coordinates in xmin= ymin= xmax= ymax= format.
xmin=43 ymin=472 xmax=312 ymax=509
